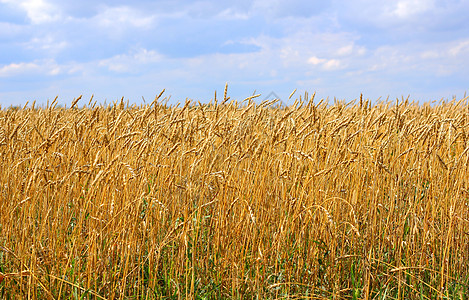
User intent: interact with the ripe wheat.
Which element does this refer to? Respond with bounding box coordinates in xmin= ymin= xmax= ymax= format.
xmin=0 ymin=93 xmax=468 ymax=299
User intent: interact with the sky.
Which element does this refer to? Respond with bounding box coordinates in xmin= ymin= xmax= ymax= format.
xmin=0 ymin=0 xmax=468 ymax=107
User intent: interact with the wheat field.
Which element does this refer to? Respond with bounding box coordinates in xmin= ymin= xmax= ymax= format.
xmin=1 ymin=91 xmax=469 ymax=299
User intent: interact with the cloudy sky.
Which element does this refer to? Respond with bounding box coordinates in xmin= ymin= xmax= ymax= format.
xmin=0 ymin=0 xmax=468 ymax=107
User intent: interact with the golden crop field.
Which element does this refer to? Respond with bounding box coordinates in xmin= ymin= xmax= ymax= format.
xmin=1 ymin=91 xmax=469 ymax=299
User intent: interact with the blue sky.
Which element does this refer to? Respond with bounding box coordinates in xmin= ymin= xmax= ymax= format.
xmin=0 ymin=0 xmax=468 ymax=107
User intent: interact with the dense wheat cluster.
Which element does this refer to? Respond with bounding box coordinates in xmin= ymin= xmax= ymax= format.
xmin=1 ymin=92 xmax=469 ymax=299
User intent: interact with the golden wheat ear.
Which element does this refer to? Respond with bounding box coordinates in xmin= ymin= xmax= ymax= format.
xmin=1 ymin=94 xmax=468 ymax=298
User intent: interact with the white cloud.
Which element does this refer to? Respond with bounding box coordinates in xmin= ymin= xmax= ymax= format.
xmin=0 ymin=62 xmax=40 ymax=77
xmin=448 ymin=40 xmax=469 ymax=57
xmin=368 ymin=46 xmax=415 ymax=72
xmin=336 ymin=45 xmax=354 ymax=56
xmin=336 ymin=44 xmax=366 ymax=56
xmin=363 ymin=39 xmax=469 ymax=78
xmin=216 ymin=8 xmax=250 ymax=20
xmin=95 ymin=6 xmax=156 ymax=30
xmin=323 ymin=59 xmax=341 ymax=70
xmin=98 ymin=48 xmax=163 ymax=72
xmin=392 ymin=0 xmax=435 ymax=18
xmin=0 ymin=0 xmax=61 ymax=24
xmin=251 ymin=0 xmax=329 ymax=18
xmin=0 ymin=59 xmax=78 ymax=77
xmin=308 ymin=56 xmax=342 ymax=70
xmin=420 ymin=50 xmax=439 ymax=59
xmin=0 ymin=60 xmax=54 ymax=76
xmin=25 ymin=35 xmax=68 ymax=53
xmin=308 ymin=56 xmax=326 ymax=65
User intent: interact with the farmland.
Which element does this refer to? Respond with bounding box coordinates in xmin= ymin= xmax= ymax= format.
xmin=1 ymin=92 xmax=469 ymax=299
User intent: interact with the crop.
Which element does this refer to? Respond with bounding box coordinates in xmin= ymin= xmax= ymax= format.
xmin=1 ymin=91 xmax=469 ymax=299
